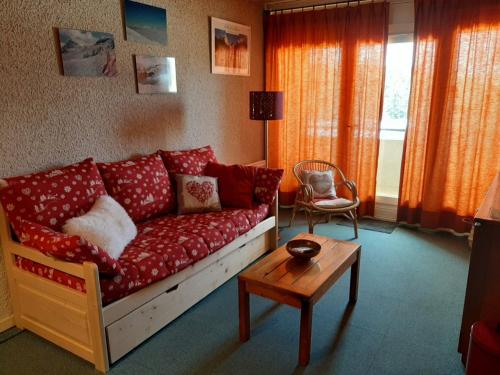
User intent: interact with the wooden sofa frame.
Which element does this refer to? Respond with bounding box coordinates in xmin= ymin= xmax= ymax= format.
xmin=0 ymin=161 xmax=278 ymax=372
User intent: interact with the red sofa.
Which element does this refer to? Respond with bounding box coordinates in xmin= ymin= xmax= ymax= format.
xmin=0 ymin=146 xmax=282 ymax=372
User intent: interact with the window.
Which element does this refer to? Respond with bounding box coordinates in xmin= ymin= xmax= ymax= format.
xmin=375 ymin=36 xmax=414 ymax=206
xmin=380 ymin=38 xmax=414 ymax=140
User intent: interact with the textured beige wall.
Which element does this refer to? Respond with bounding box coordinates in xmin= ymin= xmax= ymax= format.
xmin=0 ymin=0 xmax=264 ymax=327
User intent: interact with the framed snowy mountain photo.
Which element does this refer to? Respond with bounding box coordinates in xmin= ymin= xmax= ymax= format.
xmin=124 ymin=0 xmax=167 ymax=45
xmin=134 ymin=55 xmax=177 ymax=94
xmin=58 ymin=28 xmax=117 ymax=77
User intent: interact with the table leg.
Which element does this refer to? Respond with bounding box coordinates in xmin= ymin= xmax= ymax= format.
xmin=299 ymin=300 xmax=313 ymax=366
xmin=239 ymin=278 xmax=250 ymax=342
xmin=349 ymin=248 xmax=361 ymax=304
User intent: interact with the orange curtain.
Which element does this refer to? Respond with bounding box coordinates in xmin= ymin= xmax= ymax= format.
xmin=265 ymin=2 xmax=388 ymax=216
xmin=398 ymin=0 xmax=500 ymax=233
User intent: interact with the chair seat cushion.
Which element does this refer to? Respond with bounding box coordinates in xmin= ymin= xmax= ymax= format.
xmin=313 ymin=197 xmax=353 ymax=208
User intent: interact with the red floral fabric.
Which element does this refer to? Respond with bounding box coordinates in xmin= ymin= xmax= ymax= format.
xmin=254 ymin=167 xmax=284 ymax=204
xmin=98 ymin=154 xmax=175 ymax=223
xmin=18 ymin=219 xmax=122 ymax=275
xmin=158 ymin=146 xmax=217 ymax=176
xmin=16 ymin=256 xmax=87 ymax=292
xmin=15 ymin=204 xmax=270 ymax=305
xmin=0 ymin=158 xmax=107 ymax=233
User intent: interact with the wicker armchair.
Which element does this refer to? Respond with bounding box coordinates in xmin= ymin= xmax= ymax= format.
xmin=289 ymin=160 xmax=360 ymax=238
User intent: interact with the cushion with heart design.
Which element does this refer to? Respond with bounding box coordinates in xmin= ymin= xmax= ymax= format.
xmin=186 ymin=181 xmax=214 ymax=203
xmin=300 ymin=170 xmax=337 ymax=198
xmin=176 ymin=175 xmax=221 ymax=214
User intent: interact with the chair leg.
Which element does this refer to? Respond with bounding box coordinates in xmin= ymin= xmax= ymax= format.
xmin=306 ymin=211 xmax=314 ymax=234
xmin=288 ymin=203 xmax=298 ymax=228
xmin=352 ymin=209 xmax=358 ymax=239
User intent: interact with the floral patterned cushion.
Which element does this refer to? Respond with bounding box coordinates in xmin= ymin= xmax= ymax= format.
xmin=0 ymin=158 xmax=107 ymax=233
xmin=15 ymin=204 xmax=270 ymax=305
xmin=176 ymin=175 xmax=222 ymax=214
xmin=18 ymin=219 xmax=122 ymax=275
xmin=158 ymin=146 xmax=217 ymax=176
xmin=254 ymin=167 xmax=284 ymax=204
xmin=97 ymin=154 xmax=175 ymax=223
xmin=16 ymin=256 xmax=87 ymax=293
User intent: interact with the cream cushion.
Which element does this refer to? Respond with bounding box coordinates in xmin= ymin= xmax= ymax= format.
xmin=176 ymin=174 xmax=222 ymax=214
xmin=300 ymin=170 xmax=336 ymax=198
xmin=314 ymin=197 xmax=353 ymax=208
xmin=63 ymin=195 xmax=137 ymax=260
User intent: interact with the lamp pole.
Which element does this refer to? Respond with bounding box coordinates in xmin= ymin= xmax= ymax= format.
xmin=265 ymin=119 xmax=269 ymax=168
xmin=249 ymin=91 xmax=284 ymax=169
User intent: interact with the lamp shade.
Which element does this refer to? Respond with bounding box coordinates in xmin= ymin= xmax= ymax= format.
xmin=249 ymin=91 xmax=284 ymax=120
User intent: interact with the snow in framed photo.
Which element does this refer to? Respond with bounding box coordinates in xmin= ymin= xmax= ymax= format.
xmin=124 ymin=0 xmax=167 ymax=45
xmin=211 ymin=17 xmax=250 ymax=76
xmin=134 ymin=55 xmax=177 ymax=94
xmin=58 ymin=28 xmax=117 ymax=77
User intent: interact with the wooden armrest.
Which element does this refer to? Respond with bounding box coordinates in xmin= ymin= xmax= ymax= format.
xmin=340 ymin=179 xmax=359 ymax=202
xmin=8 ymin=241 xmax=86 ymax=278
xmin=299 ymin=184 xmax=314 ymax=203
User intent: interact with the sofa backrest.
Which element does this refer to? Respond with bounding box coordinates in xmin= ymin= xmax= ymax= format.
xmin=0 ymin=158 xmax=107 ymax=233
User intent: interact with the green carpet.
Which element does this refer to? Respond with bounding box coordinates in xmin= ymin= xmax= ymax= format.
xmin=336 ymin=217 xmax=398 ymax=234
xmin=0 ymin=210 xmax=470 ymax=375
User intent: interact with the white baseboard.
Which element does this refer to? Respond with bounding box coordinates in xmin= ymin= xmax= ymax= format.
xmin=0 ymin=315 xmax=14 ymax=333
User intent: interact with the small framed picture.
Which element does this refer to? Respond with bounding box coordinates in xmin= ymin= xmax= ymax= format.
xmin=211 ymin=17 xmax=251 ymax=76
xmin=134 ymin=55 xmax=177 ymax=94
xmin=58 ymin=28 xmax=117 ymax=77
xmin=124 ymin=0 xmax=167 ymax=45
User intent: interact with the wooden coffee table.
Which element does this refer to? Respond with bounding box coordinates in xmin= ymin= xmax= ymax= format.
xmin=238 ymin=233 xmax=361 ymax=366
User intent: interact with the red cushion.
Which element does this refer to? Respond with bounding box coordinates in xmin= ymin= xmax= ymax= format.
xmin=158 ymin=146 xmax=217 ymax=176
xmin=205 ymin=162 xmax=256 ymax=208
xmin=18 ymin=219 xmax=122 ymax=275
xmin=16 ymin=256 xmax=87 ymax=293
xmin=0 ymin=158 xmax=107 ymax=233
xmin=254 ymin=167 xmax=284 ymax=204
xmin=97 ymin=154 xmax=175 ymax=223
xmin=102 ymin=204 xmax=270 ymax=303
xmin=15 ymin=204 xmax=270 ymax=305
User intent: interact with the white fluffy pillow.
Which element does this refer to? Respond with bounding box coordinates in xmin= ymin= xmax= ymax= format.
xmin=63 ymin=195 xmax=137 ymax=260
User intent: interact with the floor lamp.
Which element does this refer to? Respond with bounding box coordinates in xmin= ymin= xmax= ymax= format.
xmin=249 ymin=91 xmax=284 ymax=167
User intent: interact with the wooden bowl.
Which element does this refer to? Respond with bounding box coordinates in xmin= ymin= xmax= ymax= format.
xmin=286 ymin=239 xmax=321 ymax=260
